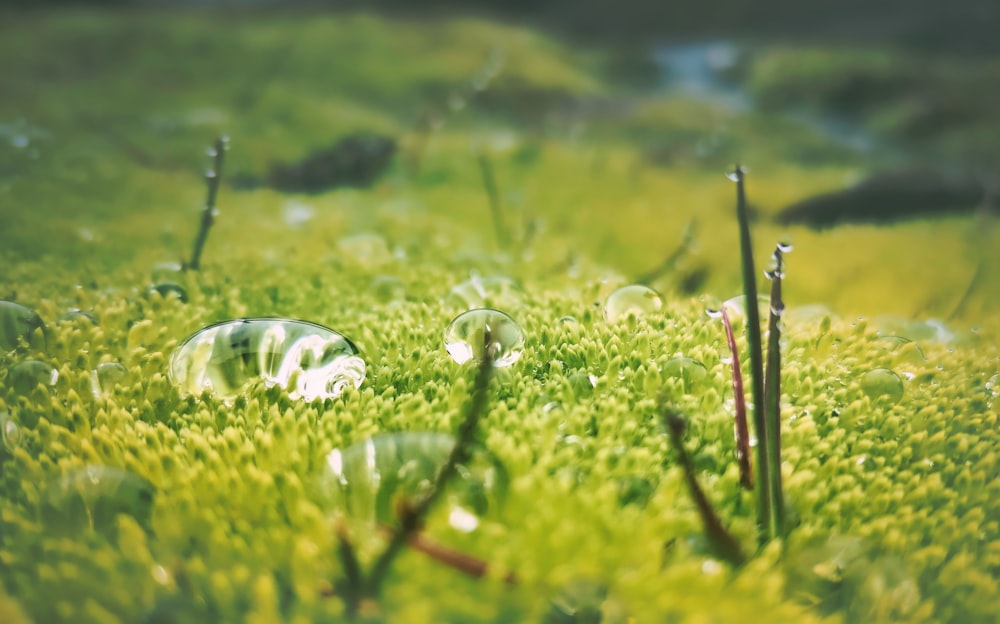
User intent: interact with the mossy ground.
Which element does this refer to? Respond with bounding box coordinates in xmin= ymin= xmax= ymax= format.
xmin=1 ymin=9 xmax=999 ymax=623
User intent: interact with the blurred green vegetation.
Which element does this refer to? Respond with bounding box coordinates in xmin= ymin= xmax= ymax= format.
xmin=1 ymin=9 xmax=999 ymax=623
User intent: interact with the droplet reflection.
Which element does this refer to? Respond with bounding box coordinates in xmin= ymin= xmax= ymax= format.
xmin=444 ymin=308 xmax=524 ymax=367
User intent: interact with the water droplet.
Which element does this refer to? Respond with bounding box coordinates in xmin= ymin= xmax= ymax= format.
xmin=725 ymin=170 xmax=740 ymax=182
xmin=0 ymin=411 xmax=20 ymax=451
xmin=90 ymin=362 xmax=128 ymax=399
xmin=777 ymin=241 xmax=794 ymax=253
xmin=0 ymin=300 xmax=46 ymax=351
xmin=721 ymin=294 xmax=769 ymax=321
xmin=604 ymin=284 xmax=663 ymax=323
xmin=41 ymin=466 xmax=155 ymax=536
xmin=149 ymin=282 xmax=188 ymax=303
xmin=6 ymin=360 xmax=58 ymax=395
xmin=444 ymin=308 xmax=524 ymax=367
xmin=62 ymin=308 xmax=98 ymax=324
xmin=319 ymin=432 xmax=507 ymax=531
xmin=446 ymin=274 xmax=522 ymax=310
xmin=282 ymin=200 xmax=315 ymax=228
xmin=860 ymin=368 xmax=904 ymax=404
xmin=557 ymin=315 xmax=578 ymax=325
xmin=151 ymin=564 xmax=171 ymax=586
xmin=150 ymin=262 xmax=184 ymax=282
xmin=705 ymin=307 xmax=723 ymax=319
xmin=170 ymin=318 xmax=366 ymax=401
xmin=662 ymin=357 xmax=708 ymax=386
xmin=370 ymin=275 xmax=406 ymax=303
xmin=337 ymin=233 xmax=391 ymax=264
xmin=986 ymin=373 xmax=1000 ymax=397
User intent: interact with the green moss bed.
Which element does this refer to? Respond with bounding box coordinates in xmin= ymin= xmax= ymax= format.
xmin=2 ymin=9 xmax=1000 ymax=623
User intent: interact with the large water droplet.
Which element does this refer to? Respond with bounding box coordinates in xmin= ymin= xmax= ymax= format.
xmin=662 ymin=357 xmax=708 ymax=386
xmin=444 ymin=308 xmax=524 ymax=367
xmin=91 ymin=362 xmax=129 ymax=399
xmin=40 ymin=465 xmax=155 ymax=536
xmin=170 ymin=318 xmax=366 ymax=401
xmin=6 ymin=360 xmax=58 ymax=395
xmin=319 ymin=432 xmax=507 ymax=532
xmin=446 ymin=275 xmax=522 ymax=310
xmin=0 ymin=301 xmax=46 ymax=350
xmin=604 ymin=285 xmax=663 ymax=323
xmin=860 ymin=368 xmax=904 ymax=404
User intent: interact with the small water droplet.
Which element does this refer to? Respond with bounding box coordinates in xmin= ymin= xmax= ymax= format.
xmin=41 ymin=466 xmax=155 ymax=536
xmin=722 ymin=294 xmax=769 ymax=321
xmin=62 ymin=308 xmax=98 ymax=325
xmin=705 ymin=307 xmax=723 ymax=319
xmin=6 ymin=360 xmax=58 ymax=395
xmin=337 ymin=233 xmax=391 ymax=264
xmin=557 ymin=315 xmax=578 ymax=324
xmin=701 ymin=559 xmax=723 ymax=575
xmin=604 ymin=284 xmax=663 ymax=323
xmin=204 ymin=169 xmax=217 ymax=179
xmin=444 ymin=308 xmax=524 ymax=367
xmin=860 ymin=368 xmax=904 ymax=404
xmin=777 ymin=241 xmax=794 ymax=253
xmin=446 ymin=274 xmax=522 ymax=310
xmin=0 ymin=411 xmax=20 ymax=451
xmin=318 ymin=432 xmax=507 ymax=531
xmin=170 ymin=318 xmax=365 ymax=401
xmin=662 ymin=357 xmax=708 ymax=386
xmin=370 ymin=275 xmax=406 ymax=303
xmin=986 ymin=373 xmax=1000 ymax=397
xmin=90 ymin=362 xmax=128 ymax=399
xmin=725 ymin=170 xmax=740 ymax=182
xmin=150 ymin=261 xmax=184 ymax=282
xmin=151 ymin=564 xmax=171 ymax=586
xmin=149 ymin=282 xmax=188 ymax=303
xmin=0 ymin=300 xmax=46 ymax=351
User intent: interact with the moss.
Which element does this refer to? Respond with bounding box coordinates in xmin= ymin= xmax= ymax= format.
xmin=2 ymin=8 xmax=1000 ymax=624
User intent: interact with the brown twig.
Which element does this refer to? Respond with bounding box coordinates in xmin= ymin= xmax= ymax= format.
xmin=720 ymin=307 xmax=753 ymax=490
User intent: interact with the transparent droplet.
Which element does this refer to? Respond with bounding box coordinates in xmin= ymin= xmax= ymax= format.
xmin=0 ymin=300 xmax=46 ymax=351
xmin=860 ymin=368 xmax=904 ymax=404
xmin=604 ymin=285 xmax=663 ymax=323
xmin=337 ymin=233 xmax=391 ymax=265
xmin=150 ymin=261 xmax=184 ymax=282
xmin=40 ymin=465 xmax=155 ymax=536
xmin=444 ymin=308 xmax=524 ymax=367
xmin=149 ymin=282 xmax=188 ymax=303
xmin=62 ymin=308 xmax=98 ymax=325
xmin=170 ymin=318 xmax=366 ymax=401
xmin=722 ymin=294 xmax=770 ymax=321
xmin=777 ymin=241 xmax=794 ymax=253
xmin=0 ymin=411 xmax=20 ymax=451
xmin=318 ymin=432 xmax=507 ymax=531
xmin=6 ymin=360 xmax=58 ymax=395
xmin=446 ymin=274 xmax=522 ymax=310
xmin=370 ymin=275 xmax=406 ymax=303
xmin=662 ymin=357 xmax=708 ymax=386
xmin=90 ymin=362 xmax=128 ymax=399
xmin=985 ymin=373 xmax=1000 ymax=397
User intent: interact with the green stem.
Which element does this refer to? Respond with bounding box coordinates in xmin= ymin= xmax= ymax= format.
xmin=188 ymin=136 xmax=228 ymax=270
xmin=731 ymin=166 xmax=771 ymax=544
xmin=763 ymin=247 xmax=786 ymax=541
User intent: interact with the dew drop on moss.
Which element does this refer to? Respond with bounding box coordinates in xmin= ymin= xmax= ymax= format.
xmin=40 ymin=465 xmax=155 ymax=536
xmin=91 ymin=362 xmax=128 ymax=399
xmin=149 ymin=282 xmax=188 ymax=303
xmin=0 ymin=300 xmax=46 ymax=350
xmin=662 ymin=356 xmax=708 ymax=385
xmin=444 ymin=308 xmax=524 ymax=367
xmin=0 ymin=411 xmax=20 ymax=451
xmin=170 ymin=318 xmax=365 ymax=401
xmin=446 ymin=274 xmax=522 ymax=310
xmin=370 ymin=275 xmax=406 ymax=303
xmin=604 ymin=284 xmax=663 ymax=322
xmin=6 ymin=360 xmax=58 ymax=395
xmin=61 ymin=308 xmax=98 ymax=325
xmin=860 ymin=368 xmax=904 ymax=404
xmin=319 ymin=432 xmax=507 ymax=532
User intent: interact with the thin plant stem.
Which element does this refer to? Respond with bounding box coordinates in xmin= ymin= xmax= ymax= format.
xmin=764 ymin=247 xmax=786 ymax=540
xmin=636 ymin=220 xmax=697 ymax=285
xmin=720 ymin=307 xmax=753 ymax=490
xmin=663 ymin=409 xmax=747 ymax=567
xmin=188 ymin=136 xmax=228 ymax=270
xmin=363 ymin=330 xmax=496 ymax=599
xmin=377 ymin=524 xmax=517 ymax=584
xmin=730 ymin=165 xmax=771 ymax=543
xmin=335 ymin=521 xmax=365 ymax=617
xmin=477 ymin=152 xmax=508 ymax=249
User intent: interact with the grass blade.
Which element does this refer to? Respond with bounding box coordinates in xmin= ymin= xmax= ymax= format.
xmin=477 ymin=151 xmax=509 ymax=249
xmin=719 ymin=307 xmax=753 ymax=490
xmin=730 ymin=166 xmax=771 ymax=543
xmin=764 ymin=246 xmax=787 ymax=540
xmin=663 ymin=409 xmax=747 ymax=567
xmin=188 ymin=135 xmax=228 ymax=270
